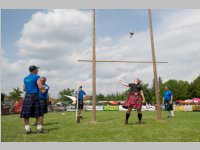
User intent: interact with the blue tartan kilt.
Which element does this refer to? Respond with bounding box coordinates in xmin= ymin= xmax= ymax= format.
xmin=20 ymin=94 xmax=43 ymax=118
xmin=164 ymin=101 xmax=173 ymax=111
xmin=40 ymin=98 xmax=48 ymax=114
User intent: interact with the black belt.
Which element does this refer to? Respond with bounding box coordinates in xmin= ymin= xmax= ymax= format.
xmin=26 ymin=93 xmax=38 ymax=97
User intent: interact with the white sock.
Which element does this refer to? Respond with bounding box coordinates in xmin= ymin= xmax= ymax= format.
xmin=168 ymin=111 xmax=171 ymax=116
xmin=171 ymin=111 xmax=174 ymax=117
xmin=37 ymin=124 xmax=43 ymax=130
xmin=25 ymin=125 xmax=30 ymax=131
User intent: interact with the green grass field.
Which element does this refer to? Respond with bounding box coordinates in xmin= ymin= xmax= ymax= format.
xmin=1 ymin=111 xmax=200 ymax=142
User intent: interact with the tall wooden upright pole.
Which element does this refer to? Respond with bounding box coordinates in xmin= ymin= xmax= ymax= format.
xmin=148 ymin=9 xmax=161 ymax=120
xmin=92 ymin=8 xmax=96 ymax=123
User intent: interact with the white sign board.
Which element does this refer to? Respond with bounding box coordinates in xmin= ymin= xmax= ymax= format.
xmin=85 ymin=105 xmax=103 ymax=111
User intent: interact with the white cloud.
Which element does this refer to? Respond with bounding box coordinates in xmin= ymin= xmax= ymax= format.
xmin=2 ymin=9 xmax=200 ymax=98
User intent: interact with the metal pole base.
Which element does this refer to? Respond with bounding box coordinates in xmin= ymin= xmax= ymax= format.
xmin=77 ymin=116 xmax=80 ymax=123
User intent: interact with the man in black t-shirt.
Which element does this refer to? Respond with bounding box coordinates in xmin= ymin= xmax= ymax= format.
xmin=119 ymin=78 xmax=146 ymax=125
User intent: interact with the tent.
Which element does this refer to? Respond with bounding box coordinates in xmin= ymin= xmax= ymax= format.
xmin=108 ymin=101 xmax=119 ymax=105
xmin=176 ymin=100 xmax=185 ymax=103
xmin=192 ymin=98 xmax=200 ymax=104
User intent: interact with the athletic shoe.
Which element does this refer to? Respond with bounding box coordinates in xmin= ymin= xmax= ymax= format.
xmin=26 ymin=128 xmax=32 ymax=135
xmin=37 ymin=128 xmax=47 ymax=134
xmin=124 ymin=119 xmax=128 ymax=125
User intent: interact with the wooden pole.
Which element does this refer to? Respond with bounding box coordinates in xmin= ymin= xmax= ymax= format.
xmin=78 ymin=60 xmax=168 ymax=64
xmin=92 ymin=8 xmax=96 ymax=123
xmin=148 ymin=9 xmax=161 ymax=120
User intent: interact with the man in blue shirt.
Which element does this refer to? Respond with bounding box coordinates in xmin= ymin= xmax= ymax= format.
xmin=75 ymin=86 xmax=86 ymax=122
xmin=162 ymin=86 xmax=174 ymax=117
xmin=21 ymin=65 xmax=45 ymax=134
xmin=33 ymin=77 xmax=49 ymax=126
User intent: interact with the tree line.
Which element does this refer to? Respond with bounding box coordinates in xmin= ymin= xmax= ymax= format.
xmin=58 ymin=75 xmax=200 ymax=104
xmin=4 ymin=75 xmax=200 ymax=104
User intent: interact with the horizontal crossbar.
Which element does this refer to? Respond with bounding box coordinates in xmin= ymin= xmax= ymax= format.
xmin=78 ymin=60 xmax=168 ymax=64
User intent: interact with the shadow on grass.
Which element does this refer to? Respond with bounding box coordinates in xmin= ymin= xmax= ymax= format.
xmin=43 ymin=122 xmax=59 ymax=126
xmin=47 ymin=127 xmax=60 ymax=132
xmin=127 ymin=122 xmax=147 ymax=125
xmin=25 ymin=127 xmax=60 ymax=135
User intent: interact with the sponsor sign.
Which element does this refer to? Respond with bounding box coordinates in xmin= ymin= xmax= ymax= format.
xmin=66 ymin=105 xmax=76 ymax=112
xmin=103 ymin=106 xmax=119 ymax=111
xmin=85 ymin=105 xmax=103 ymax=111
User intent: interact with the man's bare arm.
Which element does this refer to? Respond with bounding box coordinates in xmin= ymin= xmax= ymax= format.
xmin=23 ymin=84 xmax=26 ymax=91
xmin=119 ymin=80 xmax=129 ymax=87
xmin=170 ymin=96 xmax=173 ymax=104
xmin=140 ymin=90 xmax=146 ymax=103
xmin=37 ymin=78 xmax=46 ymax=93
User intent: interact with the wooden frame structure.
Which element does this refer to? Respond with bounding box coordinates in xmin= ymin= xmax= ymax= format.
xmin=79 ymin=9 xmax=165 ymax=122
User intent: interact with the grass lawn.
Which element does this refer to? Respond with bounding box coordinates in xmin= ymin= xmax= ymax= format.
xmin=1 ymin=111 xmax=200 ymax=142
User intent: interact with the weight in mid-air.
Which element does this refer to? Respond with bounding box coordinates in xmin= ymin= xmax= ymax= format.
xmin=129 ymin=31 xmax=135 ymax=38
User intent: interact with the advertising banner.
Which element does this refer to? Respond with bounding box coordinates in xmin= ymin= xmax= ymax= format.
xmin=174 ymin=105 xmax=200 ymax=112
xmin=175 ymin=105 xmax=185 ymax=111
xmin=66 ymin=105 xmax=76 ymax=112
xmin=85 ymin=105 xmax=103 ymax=111
xmin=184 ymin=105 xmax=193 ymax=111
xmin=103 ymin=106 xmax=119 ymax=111
xmin=119 ymin=105 xmax=127 ymax=111
xmin=192 ymin=105 xmax=200 ymax=111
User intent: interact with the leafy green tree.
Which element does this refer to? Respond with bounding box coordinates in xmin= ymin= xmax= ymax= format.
xmin=58 ymin=88 xmax=74 ymax=104
xmin=190 ymin=75 xmax=200 ymax=97
xmin=162 ymin=80 xmax=191 ymax=101
xmin=8 ymin=87 xmax=23 ymax=101
xmin=7 ymin=87 xmax=23 ymax=111
xmin=81 ymin=76 xmax=200 ymax=104
xmin=96 ymin=93 xmax=105 ymax=101
xmin=142 ymin=83 xmax=153 ymax=103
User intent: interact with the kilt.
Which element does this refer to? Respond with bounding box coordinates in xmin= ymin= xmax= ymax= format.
xmin=128 ymin=92 xmax=143 ymax=111
xmin=76 ymin=100 xmax=84 ymax=110
xmin=164 ymin=100 xmax=173 ymax=111
xmin=20 ymin=94 xmax=43 ymax=118
xmin=40 ymin=98 xmax=48 ymax=114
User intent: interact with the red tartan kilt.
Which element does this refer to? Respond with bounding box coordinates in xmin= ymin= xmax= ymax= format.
xmin=122 ymin=92 xmax=142 ymax=110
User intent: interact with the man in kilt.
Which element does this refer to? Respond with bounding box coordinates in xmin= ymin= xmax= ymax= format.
xmin=119 ymin=78 xmax=146 ymax=125
xmin=162 ymin=86 xmax=174 ymax=117
xmin=21 ymin=65 xmax=45 ymax=134
xmin=33 ymin=77 xmax=49 ymax=125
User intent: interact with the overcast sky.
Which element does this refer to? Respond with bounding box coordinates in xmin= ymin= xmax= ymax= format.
xmin=1 ymin=9 xmax=200 ymax=98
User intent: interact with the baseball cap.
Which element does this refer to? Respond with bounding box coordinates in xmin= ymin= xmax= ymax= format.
xmin=29 ymin=65 xmax=40 ymax=72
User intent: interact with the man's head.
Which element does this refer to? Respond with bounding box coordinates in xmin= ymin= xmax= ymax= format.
xmin=79 ymin=86 xmax=82 ymax=90
xmin=41 ymin=77 xmax=47 ymax=84
xmin=29 ymin=65 xmax=39 ymax=74
xmin=134 ymin=78 xmax=140 ymax=85
xmin=164 ymin=86 xmax=169 ymax=91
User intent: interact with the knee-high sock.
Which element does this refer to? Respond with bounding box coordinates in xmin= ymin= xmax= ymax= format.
xmin=170 ymin=111 xmax=174 ymax=117
xmin=168 ymin=111 xmax=171 ymax=116
xmin=138 ymin=112 xmax=142 ymax=121
xmin=126 ymin=112 xmax=130 ymax=120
